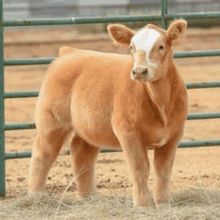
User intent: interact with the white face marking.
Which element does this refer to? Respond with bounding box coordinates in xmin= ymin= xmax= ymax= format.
xmin=132 ymin=28 xmax=160 ymax=53
xmin=131 ymin=28 xmax=160 ymax=72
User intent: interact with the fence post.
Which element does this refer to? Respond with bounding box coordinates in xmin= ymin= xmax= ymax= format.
xmin=161 ymin=0 xmax=168 ymax=29
xmin=0 ymin=0 xmax=5 ymax=196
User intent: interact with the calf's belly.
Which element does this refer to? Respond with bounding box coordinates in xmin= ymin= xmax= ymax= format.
xmin=71 ymin=99 xmax=120 ymax=149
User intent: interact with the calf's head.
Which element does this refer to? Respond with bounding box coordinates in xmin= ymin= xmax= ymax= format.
xmin=108 ymin=20 xmax=187 ymax=82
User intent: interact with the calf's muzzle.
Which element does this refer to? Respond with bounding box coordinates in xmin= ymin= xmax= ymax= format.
xmin=131 ymin=66 xmax=149 ymax=82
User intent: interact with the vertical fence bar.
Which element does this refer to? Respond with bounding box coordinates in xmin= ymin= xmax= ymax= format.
xmin=161 ymin=0 xmax=168 ymax=29
xmin=0 ymin=0 xmax=5 ymax=196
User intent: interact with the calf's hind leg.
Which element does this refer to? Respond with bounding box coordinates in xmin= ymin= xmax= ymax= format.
xmin=28 ymin=109 xmax=70 ymax=193
xmin=70 ymin=135 xmax=100 ymax=199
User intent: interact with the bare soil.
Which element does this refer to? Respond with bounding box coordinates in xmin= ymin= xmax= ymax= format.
xmin=3 ymin=26 xmax=220 ymax=198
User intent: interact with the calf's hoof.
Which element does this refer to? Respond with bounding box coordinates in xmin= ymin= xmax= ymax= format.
xmin=133 ymin=198 xmax=151 ymax=208
xmin=155 ymin=197 xmax=170 ymax=208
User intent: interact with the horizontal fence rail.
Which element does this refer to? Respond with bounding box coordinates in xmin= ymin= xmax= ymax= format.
xmin=4 ymin=138 xmax=220 ymax=160
xmin=4 ymin=81 xmax=220 ymax=99
xmin=1 ymin=0 xmax=220 ymax=196
xmin=4 ymin=50 xmax=220 ymax=66
xmin=4 ymin=111 xmax=220 ymax=132
xmin=4 ymin=91 xmax=39 ymax=99
xmin=186 ymin=81 xmax=220 ymax=89
xmin=3 ymin=12 xmax=220 ymax=27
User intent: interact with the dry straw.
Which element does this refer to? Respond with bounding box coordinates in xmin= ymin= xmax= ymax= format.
xmin=0 ymin=186 xmax=220 ymax=220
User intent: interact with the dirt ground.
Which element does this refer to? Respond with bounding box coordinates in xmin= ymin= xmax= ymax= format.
xmin=3 ymin=26 xmax=220 ymax=198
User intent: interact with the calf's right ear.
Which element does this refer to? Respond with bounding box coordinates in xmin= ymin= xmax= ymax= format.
xmin=107 ymin=24 xmax=134 ymax=47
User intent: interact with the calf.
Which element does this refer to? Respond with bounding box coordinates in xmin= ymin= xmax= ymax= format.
xmin=28 ymin=19 xmax=188 ymax=207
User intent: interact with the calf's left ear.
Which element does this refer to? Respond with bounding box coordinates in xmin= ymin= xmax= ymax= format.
xmin=166 ymin=19 xmax=187 ymax=45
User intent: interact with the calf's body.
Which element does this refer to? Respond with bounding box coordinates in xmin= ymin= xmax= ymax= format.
xmin=28 ymin=20 xmax=188 ymax=207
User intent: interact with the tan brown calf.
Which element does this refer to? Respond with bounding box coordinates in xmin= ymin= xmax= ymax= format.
xmin=28 ymin=20 xmax=188 ymax=208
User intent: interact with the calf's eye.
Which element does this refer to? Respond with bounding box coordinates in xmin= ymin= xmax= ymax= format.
xmin=159 ymin=45 xmax=164 ymax=50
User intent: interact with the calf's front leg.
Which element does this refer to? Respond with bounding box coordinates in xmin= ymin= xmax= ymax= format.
xmin=118 ymin=133 xmax=151 ymax=207
xmin=153 ymin=136 xmax=180 ymax=206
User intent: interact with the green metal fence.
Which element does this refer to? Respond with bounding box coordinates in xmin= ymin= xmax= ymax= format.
xmin=0 ymin=0 xmax=220 ymax=196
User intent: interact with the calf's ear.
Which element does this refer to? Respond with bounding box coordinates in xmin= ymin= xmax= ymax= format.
xmin=107 ymin=24 xmax=134 ymax=47
xmin=166 ymin=19 xmax=187 ymax=45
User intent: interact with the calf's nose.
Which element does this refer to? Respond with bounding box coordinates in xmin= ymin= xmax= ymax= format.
xmin=132 ymin=67 xmax=148 ymax=76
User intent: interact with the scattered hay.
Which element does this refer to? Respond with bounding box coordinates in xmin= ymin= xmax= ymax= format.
xmin=0 ymin=187 xmax=220 ymax=220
